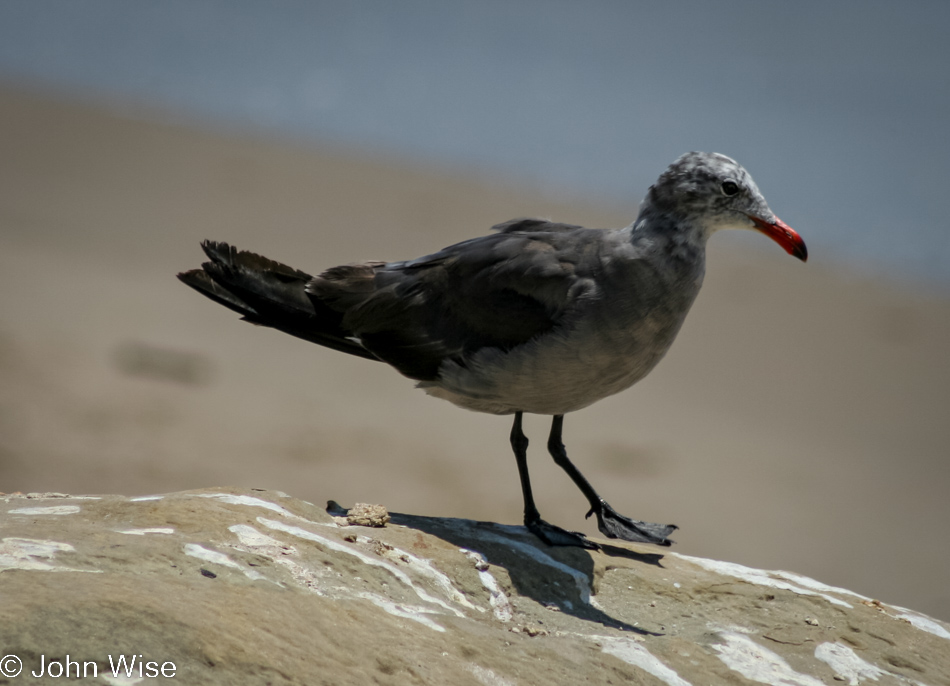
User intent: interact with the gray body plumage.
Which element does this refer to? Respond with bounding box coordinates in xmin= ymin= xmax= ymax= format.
xmin=416 ymin=223 xmax=705 ymax=415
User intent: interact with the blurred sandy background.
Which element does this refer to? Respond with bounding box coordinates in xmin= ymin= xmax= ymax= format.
xmin=1 ymin=86 xmax=948 ymax=622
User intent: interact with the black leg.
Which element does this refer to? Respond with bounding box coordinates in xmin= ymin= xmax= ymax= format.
xmin=547 ymin=415 xmax=677 ymax=546
xmin=510 ymin=412 xmax=598 ymax=549
xmin=510 ymin=411 xmax=539 ymax=523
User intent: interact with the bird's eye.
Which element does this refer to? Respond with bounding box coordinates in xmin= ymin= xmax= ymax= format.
xmin=721 ymin=181 xmax=740 ymax=196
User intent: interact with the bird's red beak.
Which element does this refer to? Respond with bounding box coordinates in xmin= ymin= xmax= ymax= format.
xmin=747 ymin=214 xmax=808 ymax=262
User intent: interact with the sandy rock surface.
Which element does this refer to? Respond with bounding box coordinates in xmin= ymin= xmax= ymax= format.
xmin=1 ymin=486 xmax=947 ymax=686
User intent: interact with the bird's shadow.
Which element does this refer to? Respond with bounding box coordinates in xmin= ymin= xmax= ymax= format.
xmin=387 ymin=510 xmax=669 ymax=636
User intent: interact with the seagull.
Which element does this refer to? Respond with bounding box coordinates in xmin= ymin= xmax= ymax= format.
xmin=179 ymin=151 xmax=807 ymax=550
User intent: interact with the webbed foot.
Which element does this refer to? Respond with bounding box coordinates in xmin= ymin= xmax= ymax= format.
xmin=587 ymin=501 xmax=677 ymax=546
xmin=525 ymin=515 xmax=600 ymax=550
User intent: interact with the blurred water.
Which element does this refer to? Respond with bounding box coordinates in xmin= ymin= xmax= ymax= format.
xmin=1 ymin=0 xmax=948 ymax=289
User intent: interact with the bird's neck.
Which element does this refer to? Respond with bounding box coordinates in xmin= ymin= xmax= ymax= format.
xmin=630 ymin=205 xmax=710 ymax=269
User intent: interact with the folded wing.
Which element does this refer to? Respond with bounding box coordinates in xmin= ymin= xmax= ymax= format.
xmin=179 ymin=219 xmax=603 ymax=381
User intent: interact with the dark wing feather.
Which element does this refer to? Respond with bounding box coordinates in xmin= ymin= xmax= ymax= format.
xmin=178 ymin=241 xmax=377 ymax=360
xmin=181 ymin=221 xmax=604 ymax=381
xmin=491 ymin=217 xmax=586 ymax=234
xmin=308 ymin=223 xmax=603 ymax=380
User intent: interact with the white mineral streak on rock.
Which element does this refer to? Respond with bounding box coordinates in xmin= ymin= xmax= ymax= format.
xmin=467 ymin=663 xmax=516 ymax=686
xmin=374 ymin=542 xmax=482 ymax=612
xmin=679 ymin=555 xmax=853 ymax=608
xmin=228 ymin=524 xmax=326 ymax=595
xmin=228 ymin=524 xmax=290 ymax=550
xmin=889 ymin=607 xmax=950 ymax=641
xmin=183 ymin=542 xmax=240 ymax=567
xmin=0 ymin=493 xmax=100 ymax=500
xmin=814 ymin=642 xmax=887 ymax=685
xmin=129 ymin=495 xmax=164 ymax=501
xmin=354 ymin=592 xmax=446 ymax=632
xmin=699 ymin=556 xmax=950 ymax=643
xmin=100 ymin=674 xmax=145 ymax=685
xmin=712 ymin=631 xmax=824 ymax=686
xmin=592 ymin=636 xmax=692 ymax=686
xmin=8 ymin=505 xmax=81 ymax=515
xmin=462 ymin=549 xmax=512 ymax=622
xmin=0 ymin=537 xmax=99 ymax=573
xmin=770 ymin=569 xmax=868 ymax=602
xmin=228 ymin=521 xmax=453 ymax=631
xmin=467 ymin=524 xmax=590 ymax=606
xmin=183 ymin=543 xmax=266 ymax=580
xmin=194 ymin=493 xmax=307 ymax=521
xmin=115 ymin=527 xmax=175 ymax=535
xmin=258 ymin=517 xmax=466 ymax=617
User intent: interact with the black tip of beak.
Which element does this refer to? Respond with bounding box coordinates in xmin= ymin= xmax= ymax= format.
xmin=794 ymin=242 xmax=808 ymax=262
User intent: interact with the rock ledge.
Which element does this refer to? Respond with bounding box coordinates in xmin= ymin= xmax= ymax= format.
xmin=1 ymin=487 xmax=947 ymax=685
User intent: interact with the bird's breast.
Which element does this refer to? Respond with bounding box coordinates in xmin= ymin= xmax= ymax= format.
xmin=419 ymin=267 xmax=702 ymax=415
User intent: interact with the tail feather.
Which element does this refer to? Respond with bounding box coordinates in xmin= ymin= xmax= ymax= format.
xmin=177 ymin=267 xmax=260 ymax=318
xmin=178 ymin=241 xmax=378 ymax=361
xmin=198 ymin=241 xmax=316 ymax=318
